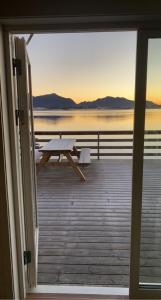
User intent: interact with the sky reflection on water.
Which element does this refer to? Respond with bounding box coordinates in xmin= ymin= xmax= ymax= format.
xmin=34 ymin=109 xmax=161 ymax=131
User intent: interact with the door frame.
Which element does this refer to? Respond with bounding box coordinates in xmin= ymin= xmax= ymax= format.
xmin=0 ymin=30 xmax=15 ymax=299
xmin=3 ymin=23 xmax=161 ymax=299
xmin=130 ymin=29 xmax=161 ymax=299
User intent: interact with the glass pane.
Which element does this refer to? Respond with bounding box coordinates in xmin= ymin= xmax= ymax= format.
xmin=139 ymin=38 xmax=161 ymax=285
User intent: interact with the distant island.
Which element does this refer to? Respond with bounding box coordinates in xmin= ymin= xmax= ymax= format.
xmin=33 ymin=93 xmax=161 ymax=110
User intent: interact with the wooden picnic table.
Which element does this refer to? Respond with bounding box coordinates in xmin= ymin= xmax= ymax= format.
xmin=38 ymin=138 xmax=86 ymax=181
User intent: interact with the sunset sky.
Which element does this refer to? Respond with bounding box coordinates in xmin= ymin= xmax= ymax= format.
xmin=147 ymin=38 xmax=161 ymax=105
xmin=26 ymin=32 xmax=161 ymax=104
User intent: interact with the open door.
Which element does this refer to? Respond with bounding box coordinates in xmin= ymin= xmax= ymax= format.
xmin=12 ymin=36 xmax=38 ymax=288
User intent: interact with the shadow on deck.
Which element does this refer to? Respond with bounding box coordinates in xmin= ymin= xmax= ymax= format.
xmin=36 ymin=159 xmax=161 ymax=286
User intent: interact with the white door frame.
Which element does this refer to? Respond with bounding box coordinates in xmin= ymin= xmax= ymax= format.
xmin=4 ymin=27 xmax=134 ymax=299
xmin=3 ymin=23 xmax=161 ymax=299
xmin=130 ymin=29 xmax=161 ymax=299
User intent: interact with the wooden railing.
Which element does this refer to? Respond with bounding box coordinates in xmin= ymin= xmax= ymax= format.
xmin=34 ymin=130 xmax=161 ymax=159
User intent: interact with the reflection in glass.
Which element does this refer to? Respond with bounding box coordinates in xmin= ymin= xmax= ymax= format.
xmin=140 ymin=39 xmax=161 ymax=285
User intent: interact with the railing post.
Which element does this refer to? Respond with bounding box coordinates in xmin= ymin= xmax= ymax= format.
xmin=98 ymin=132 xmax=100 ymax=160
xmin=59 ymin=133 xmax=62 ymax=139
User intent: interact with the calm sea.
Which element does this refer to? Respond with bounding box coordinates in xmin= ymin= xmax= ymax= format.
xmin=33 ymin=109 xmax=161 ymax=158
xmin=33 ymin=109 xmax=161 ymax=131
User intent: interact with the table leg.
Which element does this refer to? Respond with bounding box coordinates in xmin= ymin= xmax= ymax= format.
xmin=65 ymin=152 xmax=86 ymax=181
xmin=37 ymin=153 xmax=51 ymax=173
xmin=73 ymin=146 xmax=80 ymax=158
xmin=58 ymin=154 xmax=64 ymax=162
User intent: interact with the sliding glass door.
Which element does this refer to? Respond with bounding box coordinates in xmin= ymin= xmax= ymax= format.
xmin=130 ymin=30 xmax=161 ymax=299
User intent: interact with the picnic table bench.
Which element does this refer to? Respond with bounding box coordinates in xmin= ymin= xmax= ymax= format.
xmin=36 ymin=138 xmax=90 ymax=181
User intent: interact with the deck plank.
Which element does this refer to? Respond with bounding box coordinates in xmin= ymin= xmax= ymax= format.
xmin=37 ymin=159 xmax=161 ymax=286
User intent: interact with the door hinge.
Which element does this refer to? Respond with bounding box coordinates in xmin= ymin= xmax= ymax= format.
xmin=12 ymin=58 xmax=22 ymax=76
xmin=15 ymin=109 xmax=25 ymax=126
xmin=24 ymin=250 xmax=31 ymax=265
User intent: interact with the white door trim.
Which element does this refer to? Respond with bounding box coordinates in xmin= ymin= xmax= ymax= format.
xmin=3 ymin=22 xmax=161 ymax=299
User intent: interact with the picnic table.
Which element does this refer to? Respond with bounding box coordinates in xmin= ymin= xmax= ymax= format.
xmin=38 ymin=138 xmax=87 ymax=181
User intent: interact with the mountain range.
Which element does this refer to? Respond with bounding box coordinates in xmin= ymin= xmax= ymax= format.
xmin=33 ymin=93 xmax=160 ymax=110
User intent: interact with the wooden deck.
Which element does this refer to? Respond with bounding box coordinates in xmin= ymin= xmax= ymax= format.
xmin=37 ymin=159 xmax=161 ymax=286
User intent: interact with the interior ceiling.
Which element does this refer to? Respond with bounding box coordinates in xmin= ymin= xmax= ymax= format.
xmin=1 ymin=0 xmax=161 ymax=19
